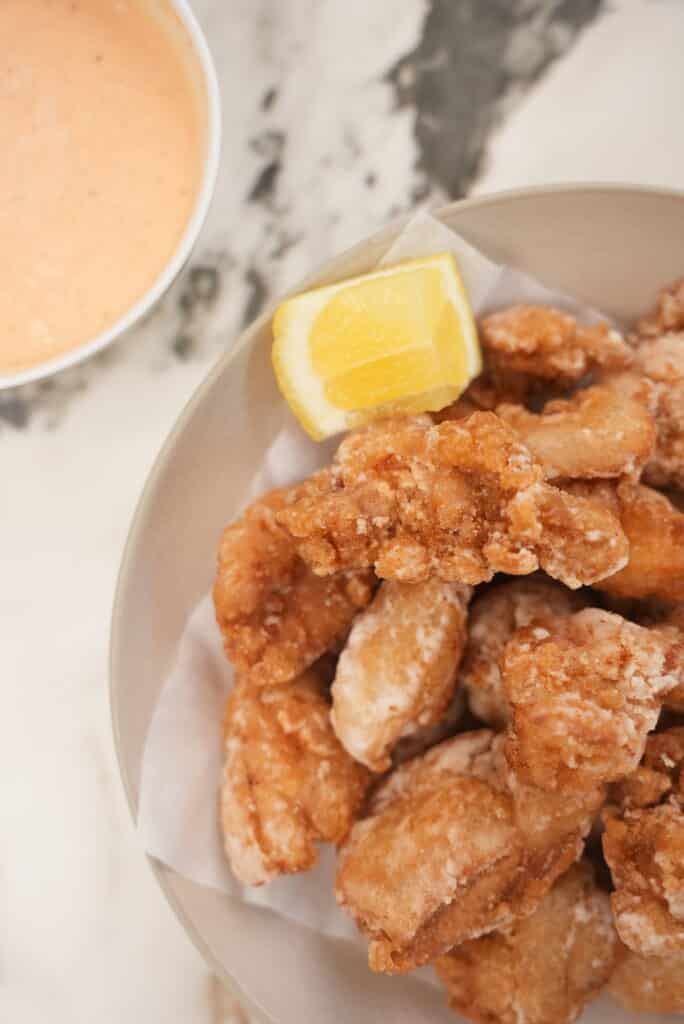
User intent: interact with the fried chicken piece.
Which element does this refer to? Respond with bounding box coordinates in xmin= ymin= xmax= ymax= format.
xmin=461 ymin=576 xmax=585 ymax=727
xmin=637 ymin=277 xmax=684 ymax=337
xmin=450 ymin=309 xmax=621 ymax=416
xmin=331 ymin=579 xmax=471 ymax=771
xmin=605 ymin=275 xmax=684 ymax=489
xmin=610 ymin=727 xmax=684 ymax=812
xmin=602 ymin=328 xmax=684 ymax=489
xmin=213 ymin=488 xmax=374 ymax=686
xmin=391 ymin=688 xmax=466 ymax=765
xmin=602 ymin=728 xmax=684 ymax=958
xmin=277 ymin=414 xmax=628 ymax=590
xmin=652 ymin=606 xmax=684 ymax=712
xmin=479 ymin=305 xmax=631 ymax=382
xmin=497 ymin=385 xmax=655 ymax=481
xmin=609 ymin=947 xmax=684 ymax=1013
xmin=220 ymin=667 xmax=371 ymax=885
xmin=445 ymin=309 xmax=609 ymax=416
xmin=434 ymin=862 xmax=618 ymax=1024
xmin=577 ymin=481 xmax=684 ymax=602
xmin=530 ymin=485 xmax=628 ymax=591
xmin=605 ymin=802 xmax=684 ymax=957
xmin=335 ymin=730 xmax=604 ymax=974
xmin=634 ymin=604 xmax=684 ymax=712
xmin=634 ymin=333 xmax=684 ymax=489
xmin=503 ymin=608 xmax=683 ymax=793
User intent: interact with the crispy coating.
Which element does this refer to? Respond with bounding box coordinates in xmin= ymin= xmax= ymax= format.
xmin=391 ymin=688 xmax=466 ymax=765
xmin=606 ymin=483 xmax=684 ymax=603
xmin=609 ymin=275 xmax=684 ymax=488
xmin=653 ymin=606 xmax=684 ymax=712
xmin=611 ymin=727 xmax=684 ymax=812
xmin=335 ymin=731 xmax=604 ymax=974
xmin=479 ymin=305 xmax=631 ymax=382
xmin=637 ymin=277 xmax=684 ymax=337
xmin=635 ymin=333 xmax=684 ymax=489
xmin=277 ymin=414 xmax=628 ymax=590
xmin=577 ymin=481 xmax=684 ymax=602
xmin=449 ymin=306 xmax=627 ymax=416
xmin=503 ymin=608 xmax=683 ymax=793
xmin=331 ymin=579 xmax=471 ymax=771
xmin=603 ymin=328 xmax=684 ymax=489
xmin=497 ymin=385 xmax=655 ymax=481
xmin=605 ymin=802 xmax=684 ymax=958
xmin=434 ymin=862 xmax=618 ymax=1024
xmin=454 ymin=305 xmax=630 ymax=414
xmin=213 ymin=488 xmax=374 ymax=685
xmin=603 ymin=728 xmax=684 ymax=958
xmin=220 ymin=668 xmax=371 ymax=886
xmin=529 ymin=485 xmax=628 ymax=591
xmin=609 ymin=947 xmax=684 ymax=1013
xmin=461 ymin=577 xmax=585 ymax=727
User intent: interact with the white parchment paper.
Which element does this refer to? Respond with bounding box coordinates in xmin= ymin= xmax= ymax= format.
xmin=137 ymin=210 xmax=610 ymax=946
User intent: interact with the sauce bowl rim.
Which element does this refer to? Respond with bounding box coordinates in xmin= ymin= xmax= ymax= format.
xmin=0 ymin=0 xmax=222 ymax=391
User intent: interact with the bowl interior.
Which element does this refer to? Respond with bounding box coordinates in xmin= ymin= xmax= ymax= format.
xmin=0 ymin=0 xmax=221 ymax=391
xmin=111 ymin=186 xmax=684 ymax=1023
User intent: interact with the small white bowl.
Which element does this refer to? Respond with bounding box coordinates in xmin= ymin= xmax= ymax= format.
xmin=0 ymin=0 xmax=221 ymax=391
xmin=111 ymin=184 xmax=684 ymax=1024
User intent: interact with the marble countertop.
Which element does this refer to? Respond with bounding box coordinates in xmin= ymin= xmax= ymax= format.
xmin=3 ymin=1 xmax=683 ymax=1020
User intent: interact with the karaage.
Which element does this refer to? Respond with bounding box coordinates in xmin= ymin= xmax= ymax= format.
xmin=565 ymin=480 xmax=684 ymax=603
xmin=277 ymin=414 xmax=628 ymax=589
xmin=479 ymin=305 xmax=631 ymax=382
xmin=435 ymin=862 xmax=618 ymax=1024
xmin=609 ymin=947 xmax=684 ymax=1014
xmin=651 ymin=606 xmax=684 ymax=712
xmin=221 ymin=667 xmax=371 ymax=885
xmin=335 ymin=731 xmax=603 ymax=974
xmin=391 ymin=688 xmax=466 ymax=765
xmin=637 ymin=276 xmax=684 ymax=337
xmin=611 ymin=727 xmax=684 ymax=812
xmin=331 ymin=579 xmax=471 ymax=771
xmin=461 ymin=576 xmax=585 ymax=727
xmin=503 ymin=608 xmax=683 ymax=792
xmin=497 ymin=385 xmax=655 ymax=481
xmin=633 ymin=333 xmax=684 ymax=490
xmin=214 ymin=488 xmax=374 ymax=685
xmin=603 ymin=728 xmax=684 ymax=958
xmin=601 ymin=331 xmax=684 ymax=491
xmin=213 ymin=278 xmax=684 ymax=1024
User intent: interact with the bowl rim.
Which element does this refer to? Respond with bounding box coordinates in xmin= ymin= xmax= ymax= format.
xmin=0 ymin=0 xmax=222 ymax=391
xmin=109 ymin=181 xmax=684 ymax=1016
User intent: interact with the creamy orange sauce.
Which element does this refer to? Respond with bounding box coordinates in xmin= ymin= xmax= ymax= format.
xmin=0 ymin=0 xmax=205 ymax=374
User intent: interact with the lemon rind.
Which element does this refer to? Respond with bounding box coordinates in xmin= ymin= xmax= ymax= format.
xmin=271 ymin=253 xmax=481 ymax=440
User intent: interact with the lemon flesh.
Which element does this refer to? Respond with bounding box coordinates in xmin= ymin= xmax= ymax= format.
xmin=272 ymin=253 xmax=481 ymax=440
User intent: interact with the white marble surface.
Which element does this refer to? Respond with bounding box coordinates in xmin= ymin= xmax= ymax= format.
xmin=2 ymin=1 xmax=684 ymax=1021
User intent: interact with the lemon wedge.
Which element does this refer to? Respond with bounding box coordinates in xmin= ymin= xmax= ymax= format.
xmin=272 ymin=252 xmax=481 ymax=440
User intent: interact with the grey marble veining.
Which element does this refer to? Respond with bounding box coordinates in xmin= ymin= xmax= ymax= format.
xmin=391 ymin=0 xmax=602 ymax=196
xmin=1 ymin=0 xmax=603 ymax=434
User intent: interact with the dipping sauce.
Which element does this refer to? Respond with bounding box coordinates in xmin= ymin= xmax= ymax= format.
xmin=0 ymin=0 xmax=205 ymax=375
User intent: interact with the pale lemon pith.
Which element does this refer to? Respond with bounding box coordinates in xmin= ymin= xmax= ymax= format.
xmin=272 ymin=253 xmax=481 ymax=440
